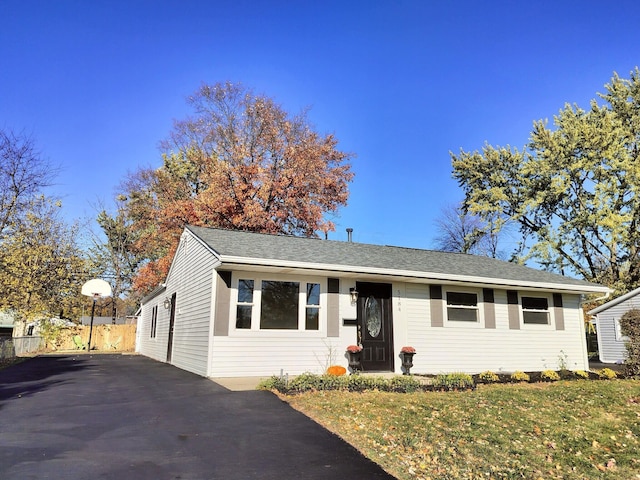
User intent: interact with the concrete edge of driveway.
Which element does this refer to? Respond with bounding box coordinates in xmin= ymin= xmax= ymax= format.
xmin=211 ymin=376 xmax=269 ymax=391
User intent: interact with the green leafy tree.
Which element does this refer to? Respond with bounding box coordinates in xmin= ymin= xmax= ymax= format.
xmin=0 ymin=196 xmax=88 ymax=320
xmin=89 ymin=203 xmax=144 ymax=316
xmin=452 ymin=68 xmax=640 ymax=293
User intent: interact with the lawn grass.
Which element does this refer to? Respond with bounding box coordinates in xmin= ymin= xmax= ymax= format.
xmin=283 ymin=380 xmax=640 ymax=479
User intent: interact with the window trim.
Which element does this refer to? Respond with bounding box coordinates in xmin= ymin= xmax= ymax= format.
xmin=614 ymin=318 xmax=629 ymax=342
xmin=231 ymin=273 xmax=326 ymax=335
xmin=443 ymin=287 xmax=483 ymax=327
xmin=520 ymin=293 xmax=553 ymax=327
xmin=235 ymin=279 xmax=255 ymax=329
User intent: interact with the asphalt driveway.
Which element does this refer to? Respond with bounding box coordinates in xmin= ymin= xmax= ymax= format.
xmin=0 ymin=354 xmax=394 ymax=480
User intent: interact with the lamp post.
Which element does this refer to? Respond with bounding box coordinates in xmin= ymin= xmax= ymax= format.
xmin=81 ymin=279 xmax=112 ymax=352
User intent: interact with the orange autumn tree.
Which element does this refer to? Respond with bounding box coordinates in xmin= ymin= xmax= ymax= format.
xmin=119 ymin=82 xmax=354 ymax=296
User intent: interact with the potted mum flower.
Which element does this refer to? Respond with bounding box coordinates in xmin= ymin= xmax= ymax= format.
xmin=346 ymin=345 xmax=363 ymax=373
xmin=400 ymin=346 xmax=416 ymax=375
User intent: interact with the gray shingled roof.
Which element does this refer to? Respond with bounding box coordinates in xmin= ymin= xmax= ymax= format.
xmin=186 ymin=226 xmax=607 ymax=292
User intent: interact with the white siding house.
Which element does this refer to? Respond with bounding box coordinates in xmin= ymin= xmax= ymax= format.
xmin=587 ymin=287 xmax=640 ymax=364
xmin=137 ymin=226 xmax=610 ymax=378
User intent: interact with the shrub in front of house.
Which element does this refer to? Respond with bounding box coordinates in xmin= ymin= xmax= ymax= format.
xmin=386 ymin=375 xmax=422 ymax=393
xmin=433 ymin=372 xmax=474 ymax=390
xmin=346 ymin=374 xmax=381 ymax=392
xmin=575 ymin=370 xmax=590 ymax=379
xmin=596 ymin=368 xmax=618 ymax=380
xmin=257 ymin=365 xmax=617 ymax=394
xmin=620 ymin=308 xmax=640 ymax=378
xmin=288 ymin=372 xmax=341 ymax=392
xmin=510 ymin=371 xmax=530 ymax=382
xmin=259 ymin=372 xmax=418 ymax=394
xmin=478 ymin=370 xmax=500 ymax=383
xmin=320 ymin=373 xmax=349 ymax=390
xmin=541 ymin=370 xmax=560 ymax=381
xmin=257 ymin=375 xmax=288 ymax=392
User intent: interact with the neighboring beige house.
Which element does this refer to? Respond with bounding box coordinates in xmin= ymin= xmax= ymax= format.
xmin=136 ymin=226 xmax=609 ymax=378
xmin=588 ymin=287 xmax=640 ymax=364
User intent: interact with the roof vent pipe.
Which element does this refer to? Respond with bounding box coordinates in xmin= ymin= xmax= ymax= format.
xmin=346 ymin=228 xmax=353 ymax=242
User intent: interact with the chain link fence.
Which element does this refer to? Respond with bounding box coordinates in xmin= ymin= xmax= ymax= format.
xmin=0 ymin=336 xmax=45 ymax=359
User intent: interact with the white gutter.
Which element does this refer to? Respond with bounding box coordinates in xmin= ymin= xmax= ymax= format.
xmin=581 ymin=290 xmax=612 ymax=310
xmin=219 ymin=255 xmax=610 ymax=294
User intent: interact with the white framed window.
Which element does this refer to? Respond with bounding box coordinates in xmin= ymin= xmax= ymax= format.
xmin=150 ymin=305 xmax=158 ymax=338
xmin=235 ymin=279 xmax=254 ymax=329
xmin=232 ymin=274 xmax=324 ymax=332
xmin=521 ymin=296 xmax=550 ymax=325
xmin=305 ymin=283 xmax=321 ymax=330
xmin=445 ymin=289 xmax=480 ymax=323
xmin=614 ymin=318 xmax=629 ymax=341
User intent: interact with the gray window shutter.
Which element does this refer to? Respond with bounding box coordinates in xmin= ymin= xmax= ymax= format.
xmin=507 ymin=290 xmax=520 ymax=330
xmin=430 ymin=285 xmax=444 ymax=327
xmin=483 ymin=288 xmax=496 ymax=329
xmin=327 ymin=278 xmax=340 ymax=337
xmin=553 ymin=293 xmax=565 ymax=331
xmin=213 ymin=271 xmax=231 ymax=336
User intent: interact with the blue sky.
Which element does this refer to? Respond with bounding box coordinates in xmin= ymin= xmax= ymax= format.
xmin=2 ymin=0 xmax=640 ymax=249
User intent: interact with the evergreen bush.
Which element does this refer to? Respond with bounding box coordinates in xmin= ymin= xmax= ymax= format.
xmin=346 ymin=374 xmax=381 ymax=392
xmin=433 ymin=372 xmax=474 ymax=390
xmin=387 ymin=375 xmax=422 ymax=393
xmin=257 ymin=375 xmax=288 ymax=392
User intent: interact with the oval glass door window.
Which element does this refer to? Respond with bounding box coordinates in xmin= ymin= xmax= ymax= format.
xmin=365 ymin=296 xmax=382 ymax=337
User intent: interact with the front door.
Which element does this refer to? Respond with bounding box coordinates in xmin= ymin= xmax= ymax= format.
xmin=357 ymin=282 xmax=394 ymax=372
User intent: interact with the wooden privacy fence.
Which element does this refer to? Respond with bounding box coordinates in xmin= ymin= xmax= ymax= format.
xmin=0 ymin=325 xmax=137 ymax=359
xmin=52 ymin=324 xmax=137 ymax=352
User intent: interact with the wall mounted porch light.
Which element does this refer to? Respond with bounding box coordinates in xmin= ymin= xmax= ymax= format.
xmin=163 ymin=297 xmax=172 ymax=310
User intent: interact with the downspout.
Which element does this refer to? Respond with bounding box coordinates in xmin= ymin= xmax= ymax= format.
xmin=579 ymin=290 xmax=611 ymax=368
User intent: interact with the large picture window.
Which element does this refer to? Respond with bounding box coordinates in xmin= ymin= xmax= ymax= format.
xmin=260 ymin=281 xmax=299 ymax=329
xmin=522 ymin=296 xmax=550 ymax=325
xmin=446 ymin=291 xmax=478 ymax=322
xmin=234 ymin=276 xmax=323 ymax=331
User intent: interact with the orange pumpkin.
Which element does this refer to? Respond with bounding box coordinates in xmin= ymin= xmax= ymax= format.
xmin=326 ymin=365 xmax=347 ymax=376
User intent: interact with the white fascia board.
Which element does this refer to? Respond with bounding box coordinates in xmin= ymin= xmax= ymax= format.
xmin=140 ymin=284 xmax=167 ymax=305
xmin=166 ymin=228 xmax=223 ymax=283
xmin=186 ymin=228 xmax=223 ymax=260
xmin=218 ymin=256 xmax=610 ymax=294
